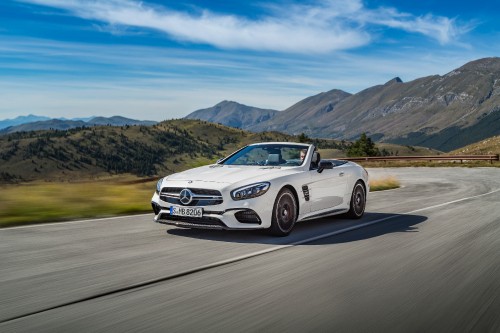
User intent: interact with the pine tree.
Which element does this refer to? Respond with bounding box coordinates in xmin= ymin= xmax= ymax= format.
xmin=347 ymin=133 xmax=380 ymax=157
xmin=298 ymin=133 xmax=310 ymax=143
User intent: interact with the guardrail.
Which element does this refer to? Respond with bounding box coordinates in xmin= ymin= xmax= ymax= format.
xmin=342 ymin=154 xmax=499 ymax=164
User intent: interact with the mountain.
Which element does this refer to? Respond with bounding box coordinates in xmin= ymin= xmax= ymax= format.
xmin=247 ymin=89 xmax=351 ymax=133
xmin=212 ymin=57 xmax=500 ymax=152
xmin=258 ymin=58 xmax=500 ymax=151
xmin=0 ymin=115 xmax=51 ymax=130
xmin=185 ymin=100 xmax=279 ymax=129
xmin=0 ymin=116 xmax=157 ymax=134
xmin=0 ymin=119 xmax=87 ymax=134
xmin=88 ymin=116 xmax=157 ymax=126
xmin=58 ymin=116 xmax=96 ymax=122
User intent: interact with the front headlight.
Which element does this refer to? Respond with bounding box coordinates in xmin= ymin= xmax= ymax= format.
xmin=156 ymin=177 xmax=164 ymax=194
xmin=231 ymin=182 xmax=270 ymax=201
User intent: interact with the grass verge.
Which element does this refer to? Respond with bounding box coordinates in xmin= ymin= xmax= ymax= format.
xmin=369 ymin=176 xmax=401 ymax=192
xmin=0 ymin=179 xmax=156 ymax=228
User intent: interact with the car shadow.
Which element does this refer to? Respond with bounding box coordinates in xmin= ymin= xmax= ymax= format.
xmin=166 ymin=212 xmax=427 ymax=245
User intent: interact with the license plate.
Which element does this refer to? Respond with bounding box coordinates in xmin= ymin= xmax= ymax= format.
xmin=170 ymin=206 xmax=203 ymax=218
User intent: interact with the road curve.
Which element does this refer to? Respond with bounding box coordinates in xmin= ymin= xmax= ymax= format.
xmin=1 ymin=168 xmax=499 ymax=332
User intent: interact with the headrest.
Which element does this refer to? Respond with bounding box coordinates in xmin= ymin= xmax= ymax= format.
xmin=312 ymin=151 xmax=320 ymax=164
xmin=268 ymin=154 xmax=280 ymax=163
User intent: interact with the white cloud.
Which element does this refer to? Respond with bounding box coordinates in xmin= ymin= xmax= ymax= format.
xmin=356 ymin=7 xmax=471 ymax=44
xmin=0 ymin=36 xmax=488 ymax=121
xmin=17 ymin=0 xmax=470 ymax=53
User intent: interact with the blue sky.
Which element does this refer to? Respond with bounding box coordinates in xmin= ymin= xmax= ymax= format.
xmin=0 ymin=0 xmax=499 ymax=121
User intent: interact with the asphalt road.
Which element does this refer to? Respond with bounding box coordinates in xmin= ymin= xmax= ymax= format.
xmin=1 ymin=168 xmax=499 ymax=332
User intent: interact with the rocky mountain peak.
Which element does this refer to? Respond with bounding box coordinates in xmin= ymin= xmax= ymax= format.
xmin=185 ymin=101 xmax=279 ymax=128
xmin=215 ymin=100 xmax=234 ymax=107
xmin=458 ymin=57 xmax=500 ymax=72
xmin=384 ymin=77 xmax=403 ymax=85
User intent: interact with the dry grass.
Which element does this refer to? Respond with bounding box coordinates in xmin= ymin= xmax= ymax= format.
xmin=358 ymin=160 xmax=500 ymax=168
xmin=376 ymin=143 xmax=442 ymax=156
xmin=0 ymin=179 xmax=157 ymax=227
xmin=449 ymin=135 xmax=500 ymax=155
xmin=369 ymin=176 xmax=401 ymax=192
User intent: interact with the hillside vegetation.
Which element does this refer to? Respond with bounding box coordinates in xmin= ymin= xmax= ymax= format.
xmin=0 ymin=119 xmax=346 ymax=183
xmin=449 ymin=135 xmax=500 ymax=155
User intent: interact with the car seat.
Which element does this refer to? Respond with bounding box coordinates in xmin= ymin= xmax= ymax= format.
xmin=267 ymin=153 xmax=280 ymax=165
xmin=311 ymin=151 xmax=321 ymax=169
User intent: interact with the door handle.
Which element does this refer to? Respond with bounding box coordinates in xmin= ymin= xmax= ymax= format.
xmin=339 ymin=172 xmax=344 ymax=177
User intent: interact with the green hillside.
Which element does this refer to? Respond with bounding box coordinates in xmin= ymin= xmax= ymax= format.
xmin=449 ymin=135 xmax=500 ymax=155
xmin=0 ymin=119 xmax=346 ymax=183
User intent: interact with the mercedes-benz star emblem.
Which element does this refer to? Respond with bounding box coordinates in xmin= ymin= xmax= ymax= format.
xmin=179 ymin=189 xmax=193 ymax=205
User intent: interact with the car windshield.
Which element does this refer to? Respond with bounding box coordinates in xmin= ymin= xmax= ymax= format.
xmin=221 ymin=144 xmax=309 ymax=166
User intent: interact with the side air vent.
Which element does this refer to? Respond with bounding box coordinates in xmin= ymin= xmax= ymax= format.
xmin=302 ymin=185 xmax=310 ymax=201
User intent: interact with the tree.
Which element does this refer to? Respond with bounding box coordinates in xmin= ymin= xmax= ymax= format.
xmin=298 ymin=132 xmax=310 ymax=143
xmin=347 ymin=133 xmax=380 ymax=157
xmin=380 ymin=148 xmax=391 ymax=156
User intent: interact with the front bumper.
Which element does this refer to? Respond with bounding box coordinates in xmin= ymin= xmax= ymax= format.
xmin=151 ymin=192 xmax=270 ymax=230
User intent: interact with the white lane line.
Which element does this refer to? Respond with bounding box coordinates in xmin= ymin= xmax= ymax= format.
xmin=293 ymin=187 xmax=500 ymax=246
xmin=0 ymin=213 xmax=153 ymax=231
xmin=404 ymin=188 xmax=500 ymax=214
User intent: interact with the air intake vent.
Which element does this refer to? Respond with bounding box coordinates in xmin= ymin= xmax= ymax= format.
xmin=235 ymin=210 xmax=261 ymax=224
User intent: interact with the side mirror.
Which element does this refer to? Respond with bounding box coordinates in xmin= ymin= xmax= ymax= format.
xmin=317 ymin=160 xmax=334 ymax=173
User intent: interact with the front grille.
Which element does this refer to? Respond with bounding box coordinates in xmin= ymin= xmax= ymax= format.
xmin=160 ymin=187 xmax=223 ymax=206
xmin=234 ymin=210 xmax=261 ymax=224
xmin=157 ymin=213 xmax=226 ymax=229
xmin=163 ymin=187 xmax=221 ymax=196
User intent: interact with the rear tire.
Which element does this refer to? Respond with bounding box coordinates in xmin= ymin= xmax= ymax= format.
xmin=269 ymin=188 xmax=297 ymax=236
xmin=346 ymin=181 xmax=366 ymax=219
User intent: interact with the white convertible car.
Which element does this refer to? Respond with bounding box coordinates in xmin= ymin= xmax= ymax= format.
xmin=152 ymin=142 xmax=368 ymax=236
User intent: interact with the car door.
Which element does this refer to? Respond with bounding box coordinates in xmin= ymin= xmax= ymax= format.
xmin=307 ymin=164 xmax=348 ymax=213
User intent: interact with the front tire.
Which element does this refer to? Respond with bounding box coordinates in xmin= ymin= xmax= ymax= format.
xmin=346 ymin=181 xmax=366 ymax=219
xmin=269 ymin=188 xmax=297 ymax=236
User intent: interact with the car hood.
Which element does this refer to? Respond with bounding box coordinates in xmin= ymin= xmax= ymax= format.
xmin=166 ymin=164 xmax=301 ymax=185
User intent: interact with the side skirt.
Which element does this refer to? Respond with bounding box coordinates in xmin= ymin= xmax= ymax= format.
xmin=298 ymin=208 xmax=349 ymax=222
